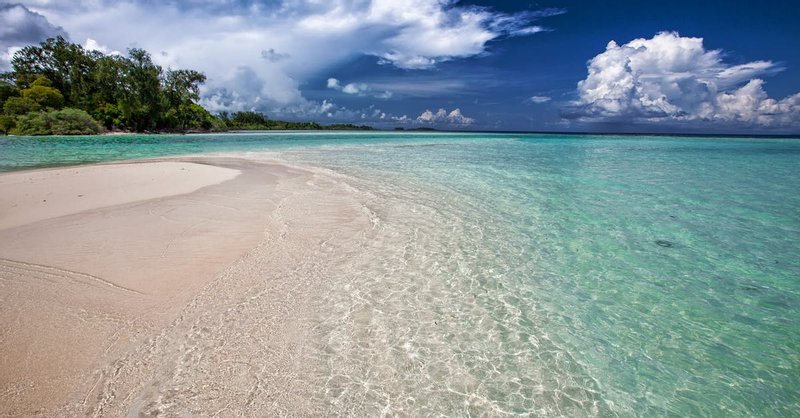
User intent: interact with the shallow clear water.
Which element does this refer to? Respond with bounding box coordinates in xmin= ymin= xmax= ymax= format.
xmin=2 ymin=132 xmax=799 ymax=415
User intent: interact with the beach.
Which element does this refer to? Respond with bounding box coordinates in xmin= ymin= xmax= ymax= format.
xmin=1 ymin=133 xmax=798 ymax=415
xmin=0 ymin=156 xmax=371 ymax=415
xmin=2 ymin=0 xmax=798 ymax=413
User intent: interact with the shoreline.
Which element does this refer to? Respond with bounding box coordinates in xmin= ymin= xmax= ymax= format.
xmin=2 ymin=137 xmax=798 ymax=415
xmin=2 ymin=129 xmax=798 ymax=139
xmin=0 ymin=155 xmax=372 ymax=415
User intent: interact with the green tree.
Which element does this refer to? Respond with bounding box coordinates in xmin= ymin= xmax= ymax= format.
xmin=0 ymin=80 xmax=17 ymax=107
xmin=163 ymin=69 xmax=205 ymax=105
xmin=3 ymin=96 xmax=40 ymax=115
xmin=92 ymin=102 xmax=123 ymax=130
xmin=21 ymin=77 xmax=64 ymax=109
xmin=0 ymin=115 xmax=15 ymax=135
xmin=10 ymin=37 xmax=95 ymax=108
xmin=230 ymin=111 xmax=269 ymax=128
xmin=117 ymin=48 xmax=163 ymax=131
xmin=3 ymin=37 xmax=372 ymax=134
xmin=162 ymin=69 xmax=207 ymax=130
xmin=90 ymin=56 xmax=123 ymax=100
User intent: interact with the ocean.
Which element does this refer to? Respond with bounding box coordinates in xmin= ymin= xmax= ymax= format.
xmin=2 ymin=132 xmax=798 ymax=415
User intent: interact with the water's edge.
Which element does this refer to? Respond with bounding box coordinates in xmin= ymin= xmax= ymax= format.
xmin=1 ymin=132 xmax=798 ymax=415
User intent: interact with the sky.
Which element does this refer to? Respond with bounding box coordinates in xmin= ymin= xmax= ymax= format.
xmin=1 ymin=0 xmax=799 ymax=134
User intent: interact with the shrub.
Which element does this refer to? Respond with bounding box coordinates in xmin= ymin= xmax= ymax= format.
xmin=50 ymin=108 xmax=103 ymax=134
xmin=3 ymin=96 xmax=40 ymax=115
xmin=11 ymin=112 xmax=50 ymax=135
xmin=11 ymin=108 xmax=103 ymax=135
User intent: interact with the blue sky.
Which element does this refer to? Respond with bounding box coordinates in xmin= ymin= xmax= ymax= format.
xmin=2 ymin=0 xmax=799 ymax=133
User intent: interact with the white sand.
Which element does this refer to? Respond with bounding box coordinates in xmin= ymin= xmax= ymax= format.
xmin=0 ymin=157 xmax=371 ymax=415
xmin=0 ymin=161 xmax=240 ymax=230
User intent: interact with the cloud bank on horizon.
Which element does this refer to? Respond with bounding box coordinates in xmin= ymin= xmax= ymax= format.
xmin=567 ymin=32 xmax=800 ymax=129
xmin=416 ymin=108 xmax=474 ymax=125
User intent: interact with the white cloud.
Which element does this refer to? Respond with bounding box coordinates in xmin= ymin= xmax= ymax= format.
xmin=416 ymin=108 xmax=475 ymax=125
xmin=568 ymin=31 xmax=800 ymax=128
xmin=513 ymin=26 xmax=546 ymax=35
xmin=83 ymin=37 xmax=119 ymax=55
xmin=297 ymin=2 xmax=563 ymax=69
xmin=327 ymin=78 xmax=341 ymax=89
xmin=529 ymin=95 xmax=551 ymax=103
xmin=3 ymin=0 xmax=559 ymax=119
xmin=2 ymin=1 xmax=564 ymax=127
xmin=1 ymin=45 xmax=22 ymax=71
xmin=327 ymin=78 xmax=366 ymax=94
xmin=715 ymin=79 xmax=800 ymax=126
xmin=342 ymin=82 xmax=368 ymax=95
xmin=327 ymin=77 xmax=392 ymax=99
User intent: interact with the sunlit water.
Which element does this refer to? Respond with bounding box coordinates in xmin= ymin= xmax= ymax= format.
xmin=2 ymin=132 xmax=798 ymax=415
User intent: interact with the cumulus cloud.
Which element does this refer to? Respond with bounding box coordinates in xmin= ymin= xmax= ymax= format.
xmin=298 ymin=2 xmax=563 ymax=69
xmin=0 ymin=3 xmax=67 ymax=69
xmin=202 ymin=71 xmax=397 ymax=123
xmin=5 ymin=0 xmax=558 ymax=119
xmin=416 ymin=108 xmax=475 ymax=125
xmin=529 ymin=95 xmax=551 ymax=103
xmin=5 ymin=1 xmax=562 ymax=125
xmin=326 ymin=78 xmax=341 ymax=89
xmin=343 ymin=82 xmax=368 ymax=95
xmin=327 ymin=77 xmax=392 ymax=99
xmin=200 ymin=65 xmax=305 ymax=112
xmin=327 ymin=77 xmax=366 ymax=94
xmin=567 ymin=31 xmax=800 ymax=128
xmin=83 ymin=37 xmax=119 ymax=55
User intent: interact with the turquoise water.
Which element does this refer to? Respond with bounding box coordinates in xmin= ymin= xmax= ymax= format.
xmin=2 ymin=132 xmax=799 ymax=415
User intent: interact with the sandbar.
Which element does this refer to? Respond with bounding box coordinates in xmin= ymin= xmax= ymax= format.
xmin=0 ymin=156 xmax=370 ymax=415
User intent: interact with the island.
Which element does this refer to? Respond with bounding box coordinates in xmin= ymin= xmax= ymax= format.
xmin=0 ymin=37 xmax=373 ymax=135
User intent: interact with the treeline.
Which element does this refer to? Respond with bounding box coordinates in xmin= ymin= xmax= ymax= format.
xmin=0 ymin=37 xmax=220 ymax=135
xmin=217 ymin=111 xmax=373 ymax=131
xmin=0 ymin=37 xmax=373 ymax=136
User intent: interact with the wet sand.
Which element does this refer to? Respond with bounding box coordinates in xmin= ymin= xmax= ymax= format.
xmin=0 ymin=157 xmax=371 ymax=415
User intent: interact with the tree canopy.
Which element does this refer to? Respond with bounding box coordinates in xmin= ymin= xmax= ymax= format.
xmin=0 ymin=37 xmax=373 ymax=135
xmin=1 ymin=37 xmax=215 ymax=135
xmin=217 ymin=111 xmax=372 ymax=131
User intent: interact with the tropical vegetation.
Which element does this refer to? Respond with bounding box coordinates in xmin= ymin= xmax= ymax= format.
xmin=0 ymin=37 xmax=372 ymax=135
xmin=216 ymin=111 xmax=372 ymax=131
